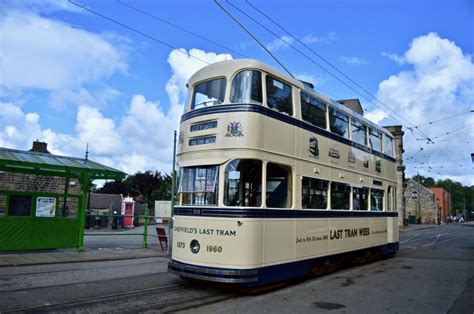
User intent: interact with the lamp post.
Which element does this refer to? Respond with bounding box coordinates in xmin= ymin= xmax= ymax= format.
xmin=436 ymin=198 xmax=441 ymax=225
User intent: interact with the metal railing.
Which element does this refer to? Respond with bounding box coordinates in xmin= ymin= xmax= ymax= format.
xmin=84 ymin=211 xmax=151 ymax=249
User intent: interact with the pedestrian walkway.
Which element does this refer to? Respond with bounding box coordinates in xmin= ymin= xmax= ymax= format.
xmin=0 ymin=224 xmax=170 ymax=267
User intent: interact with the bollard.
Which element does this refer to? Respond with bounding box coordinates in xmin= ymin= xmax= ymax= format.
xmin=142 ymin=210 xmax=148 ymax=249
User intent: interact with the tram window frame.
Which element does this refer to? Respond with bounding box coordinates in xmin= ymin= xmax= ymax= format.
xmin=266 ymin=163 xmax=293 ymax=208
xmin=302 ymin=177 xmax=328 ymax=209
xmin=384 ymin=135 xmax=394 ymax=157
xmin=352 ymin=187 xmax=369 ymax=211
xmin=369 ymin=128 xmax=383 ymax=152
xmin=224 ymin=159 xmax=262 ymax=207
xmin=370 ymin=188 xmax=384 ymax=211
xmin=230 ymin=70 xmax=262 ymax=104
xmin=265 ymin=75 xmax=293 ymax=116
xmin=178 ymin=166 xmax=219 ymax=206
xmin=191 ymin=77 xmax=227 ymax=110
xmin=329 ymin=108 xmax=349 ymax=139
xmin=330 ymin=182 xmax=350 ymax=210
xmin=300 ymin=92 xmax=327 ymax=129
xmin=351 ymin=119 xmax=367 ymax=146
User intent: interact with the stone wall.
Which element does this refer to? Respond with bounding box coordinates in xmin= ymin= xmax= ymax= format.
xmin=0 ymin=171 xmax=82 ymax=217
xmin=0 ymin=172 xmax=81 ymax=195
xmin=404 ymin=179 xmax=437 ymax=224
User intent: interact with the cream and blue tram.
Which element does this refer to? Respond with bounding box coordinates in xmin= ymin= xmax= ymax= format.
xmin=168 ymin=59 xmax=398 ymax=287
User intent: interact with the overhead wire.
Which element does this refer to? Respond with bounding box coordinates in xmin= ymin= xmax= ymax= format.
xmin=241 ymin=0 xmax=464 ymax=169
xmin=214 ymin=0 xmax=296 ymax=79
xmin=116 ymin=0 xmax=249 ymax=58
xmin=409 ymin=110 xmax=473 ymax=129
xmin=68 ymin=0 xmax=211 ymax=65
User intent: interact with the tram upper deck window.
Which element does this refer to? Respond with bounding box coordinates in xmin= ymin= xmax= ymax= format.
xmin=266 ymin=76 xmax=293 ymax=116
xmin=384 ymin=135 xmax=394 ymax=157
xmin=178 ymin=166 xmax=218 ymax=205
xmin=230 ymin=70 xmax=262 ymax=104
xmin=224 ymin=159 xmax=262 ymax=207
xmin=329 ymin=108 xmax=349 ymax=139
xmin=191 ymin=78 xmax=226 ymax=110
xmin=351 ymin=119 xmax=367 ymax=146
xmin=369 ymin=128 xmax=382 ymax=152
xmin=301 ymin=92 xmax=326 ymax=129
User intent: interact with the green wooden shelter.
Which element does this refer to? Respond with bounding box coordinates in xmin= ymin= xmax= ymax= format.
xmin=0 ymin=147 xmax=126 ymax=251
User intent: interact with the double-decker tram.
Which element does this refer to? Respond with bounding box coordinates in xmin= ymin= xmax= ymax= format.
xmin=168 ymin=59 xmax=398 ymax=287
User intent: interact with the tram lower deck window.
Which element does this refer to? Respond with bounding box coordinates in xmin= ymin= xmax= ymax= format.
xmin=302 ymin=177 xmax=328 ymax=209
xmin=331 ymin=182 xmax=350 ymax=210
xmin=353 ymin=187 xmax=369 ymax=210
xmin=224 ymin=159 xmax=262 ymax=207
xmin=371 ymin=189 xmax=384 ymax=211
xmin=266 ymin=163 xmax=292 ymax=208
xmin=178 ymin=166 xmax=218 ymax=206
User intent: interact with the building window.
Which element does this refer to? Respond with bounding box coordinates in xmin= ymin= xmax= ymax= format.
xmin=369 ymin=128 xmax=382 ymax=152
xmin=353 ymin=187 xmax=369 ymax=210
xmin=266 ymin=75 xmax=293 ymax=116
xmin=351 ymin=119 xmax=367 ymax=146
xmin=301 ymin=92 xmax=326 ymax=129
xmin=302 ymin=177 xmax=328 ymax=209
xmin=8 ymin=195 xmax=32 ymax=216
xmin=178 ymin=166 xmax=218 ymax=205
xmin=384 ymin=135 xmax=394 ymax=157
xmin=371 ymin=189 xmax=384 ymax=211
xmin=224 ymin=159 xmax=262 ymax=207
xmin=329 ymin=108 xmax=349 ymax=139
xmin=230 ymin=70 xmax=262 ymax=104
xmin=191 ymin=78 xmax=226 ymax=110
xmin=266 ymin=163 xmax=292 ymax=208
xmin=331 ymin=182 xmax=350 ymax=210
xmin=0 ymin=193 xmax=6 ymax=217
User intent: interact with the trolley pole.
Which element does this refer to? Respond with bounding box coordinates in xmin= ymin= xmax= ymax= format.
xmin=168 ymin=130 xmax=177 ymax=257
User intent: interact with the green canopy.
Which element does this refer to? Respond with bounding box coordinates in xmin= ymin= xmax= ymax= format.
xmin=0 ymin=147 xmax=126 ymax=252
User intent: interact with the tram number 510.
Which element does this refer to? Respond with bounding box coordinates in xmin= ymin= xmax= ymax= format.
xmin=206 ymin=245 xmax=222 ymax=253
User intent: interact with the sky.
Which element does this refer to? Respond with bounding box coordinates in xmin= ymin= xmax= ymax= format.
xmin=0 ymin=0 xmax=473 ymax=185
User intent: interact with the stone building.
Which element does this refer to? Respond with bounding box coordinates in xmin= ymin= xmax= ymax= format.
xmin=0 ymin=141 xmax=82 ymax=218
xmin=404 ymin=179 xmax=437 ymax=224
xmin=384 ymin=125 xmax=406 ymax=227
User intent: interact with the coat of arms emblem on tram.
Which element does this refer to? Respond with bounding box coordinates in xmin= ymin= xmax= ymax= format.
xmin=225 ymin=121 xmax=244 ymax=137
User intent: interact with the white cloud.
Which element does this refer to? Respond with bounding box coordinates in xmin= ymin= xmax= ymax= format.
xmin=0 ymin=48 xmax=234 ymax=176
xmin=267 ymin=35 xmax=295 ymax=51
xmin=302 ymin=32 xmax=336 ymax=44
xmin=340 ymin=56 xmax=368 ymax=65
xmin=381 ymin=52 xmax=405 ymax=65
xmin=365 ymin=109 xmax=388 ymax=124
xmin=0 ymin=11 xmax=127 ymax=91
xmin=266 ymin=32 xmax=336 ymax=51
xmin=375 ymin=32 xmax=474 ymax=184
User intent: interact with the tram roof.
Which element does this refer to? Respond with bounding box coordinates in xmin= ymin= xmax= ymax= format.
xmin=188 ymin=58 xmax=393 ymax=138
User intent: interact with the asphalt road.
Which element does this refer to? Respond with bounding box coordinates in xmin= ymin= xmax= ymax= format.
xmin=0 ymin=223 xmax=472 ymax=313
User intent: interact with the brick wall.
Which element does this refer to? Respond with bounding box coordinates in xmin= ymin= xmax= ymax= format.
xmin=0 ymin=172 xmax=82 ymax=195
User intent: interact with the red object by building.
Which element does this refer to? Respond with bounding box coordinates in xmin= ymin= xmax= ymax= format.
xmin=122 ymin=196 xmax=135 ymax=228
xmin=430 ymin=187 xmax=451 ymax=223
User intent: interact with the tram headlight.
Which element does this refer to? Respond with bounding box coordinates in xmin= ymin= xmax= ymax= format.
xmin=190 ymin=239 xmax=200 ymax=254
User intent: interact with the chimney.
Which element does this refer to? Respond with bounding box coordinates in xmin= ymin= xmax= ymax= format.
xmin=29 ymin=140 xmax=51 ymax=154
xmin=337 ymin=99 xmax=364 ymax=116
